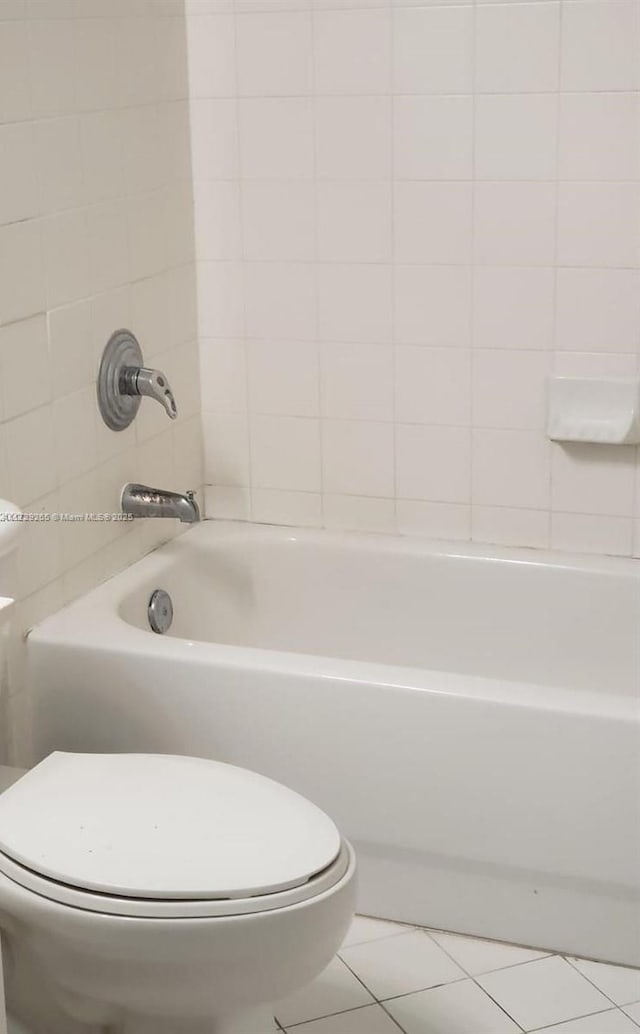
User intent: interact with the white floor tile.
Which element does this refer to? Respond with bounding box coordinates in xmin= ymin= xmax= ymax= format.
xmin=622 ymin=1002 xmax=640 ymax=1025
xmin=532 ymin=1009 xmax=640 ymax=1033
xmin=567 ymin=957 xmax=640 ymax=1006
xmin=275 ymin=958 xmax=374 ymax=1029
xmin=384 ymin=977 xmax=521 ymax=1034
xmin=341 ymin=915 xmax=414 ymax=949
xmin=429 ymin=930 xmax=550 ymax=975
xmin=340 ymin=930 xmax=465 ymax=1001
xmin=477 ymin=956 xmax=612 ymax=1032
xmin=284 ymin=1003 xmax=401 ymax=1034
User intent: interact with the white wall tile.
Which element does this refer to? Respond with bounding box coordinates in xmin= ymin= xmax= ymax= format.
xmin=87 ymin=200 xmax=130 ymax=296
xmin=557 ymin=182 xmax=640 ymax=268
xmin=187 ymin=13 xmax=236 ymax=97
xmin=314 ymin=8 xmax=391 ymax=95
xmin=317 ymin=264 xmax=392 ymax=344
xmin=53 ymin=387 xmax=98 ymax=485
xmin=236 ymin=11 xmax=312 ymax=96
xmin=474 ymin=182 xmax=556 ymax=267
xmin=119 ymin=106 xmax=163 ymax=197
xmin=239 ymin=98 xmax=314 ymax=179
xmin=203 ymin=411 xmax=250 ymax=485
xmin=204 ymin=484 xmax=250 ymax=520
xmin=317 ymin=181 xmax=392 ymax=262
xmin=190 ymin=99 xmax=239 ymax=179
xmin=241 ymin=180 xmax=316 ymax=261
xmin=131 ymin=273 xmax=172 ymax=355
xmin=47 ymin=301 xmax=94 ymax=399
xmin=551 ymin=443 xmax=635 ymax=517
xmin=396 ymin=424 xmax=470 ymax=502
xmin=316 ymin=97 xmax=391 ymax=180
xmin=248 ymin=340 xmax=319 ymax=416
xmin=0 ymin=219 xmax=45 ymax=326
xmin=475 ymin=95 xmax=557 ymax=182
xmin=73 ymin=17 xmax=118 ymax=112
xmin=251 ymin=414 xmax=321 ymax=491
xmin=197 ymin=261 xmax=245 ymax=338
xmin=473 ymin=429 xmax=550 ymax=510
xmin=395 ymin=182 xmax=472 ymax=264
xmin=396 ymin=347 xmax=471 ymax=426
xmin=0 ymin=2 xmax=199 ymax=648
xmin=472 ymin=350 xmax=549 ymax=430
xmin=0 ymin=316 xmax=50 ymax=421
xmin=553 ymin=351 xmax=638 ymax=381
xmin=28 ymin=19 xmax=78 ymax=118
xmin=323 ymin=493 xmax=395 ymax=534
xmin=194 ymin=180 xmax=242 ymax=261
xmin=126 ymin=191 xmax=168 ymax=282
xmin=475 ymin=2 xmax=560 ymax=93
xmin=394 ymin=96 xmax=473 ymax=181
xmin=19 ymin=491 xmax=63 ymax=600
xmin=555 ymin=269 xmax=640 ymax=353
xmin=472 ymin=506 xmax=549 ymax=550
xmin=244 ymin=261 xmax=315 ymax=339
xmin=396 ymin=499 xmax=470 ymax=541
xmin=558 ymin=93 xmax=640 ymax=182
xmin=115 ymin=16 xmax=161 ymax=108
xmin=190 ymin=0 xmax=640 ymax=558
xmin=251 ymin=488 xmax=321 ymax=527
xmin=394 ymin=265 xmax=471 ymax=347
xmin=561 ymin=1 xmax=640 ymax=92
xmin=199 ymin=338 xmax=246 ymax=415
xmin=322 ymin=418 xmax=394 ymax=496
xmin=551 ymin=512 xmax=633 ymax=557
xmin=79 ymin=111 xmax=124 ymax=205
xmin=0 ymin=122 xmax=38 ymax=226
xmin=4 ymin=404 xmax=58 ymax=507
xmin=41 ymin=209 xmax=90 ymax=308
xmin=321 ymin=343 xmax=393 ymax=421
xmin=0 ymin=20 xmax=31 ymax=123
xmin=393 ymin=6 xmax=473 ymax=95
xmin=473 ymin=267 xmax=554 ymax=350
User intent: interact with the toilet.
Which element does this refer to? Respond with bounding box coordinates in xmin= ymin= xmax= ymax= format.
xmin=0 ymin=511 xmax=355 ymax=1034
xmin=0 ymin=751 xmax=355 ymax=1034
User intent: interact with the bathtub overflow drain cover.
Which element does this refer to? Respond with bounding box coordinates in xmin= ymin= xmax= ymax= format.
xmin=148 ymin=589 xmax=173 ymax=634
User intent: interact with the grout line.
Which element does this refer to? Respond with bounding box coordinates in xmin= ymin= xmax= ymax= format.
xmin=547 ymin=0 xmax=564 ymax=549
xmin=309 ymin=1 xmax=324 ymax=529
xmin=420 ymin=929 xmax=527 ymax=1032
xmin=528 ymin=1005 xmax=637 ymax=1033
xmin=467 ymin=0 xmax=477 ymax=541
xmin=228 ymin=0 xmax=253 ymax=522
xmin=389 ymin=2 xmax=398 ymax=536
xmin=562 ymin=954 xmax=633 ymax=1011
xmin=281 ymin=919 xmax=640 ymax=1033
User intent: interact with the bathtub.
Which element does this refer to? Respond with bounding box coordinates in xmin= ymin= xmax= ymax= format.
xmin=28 ymin=522 xmax=640 ymax=965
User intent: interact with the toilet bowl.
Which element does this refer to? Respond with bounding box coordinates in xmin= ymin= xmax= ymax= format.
xmin=0 ymin=751 xmax=356 ymax=1034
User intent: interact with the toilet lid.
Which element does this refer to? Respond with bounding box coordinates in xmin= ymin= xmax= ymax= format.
xmin=0 ymin=752 xmax=341 ymax=900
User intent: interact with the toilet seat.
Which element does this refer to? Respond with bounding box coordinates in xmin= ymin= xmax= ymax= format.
xmin=0 ymin=752 xmax=348 ymax=919
xmin=0 ymin=841 xmax=352 ymax=919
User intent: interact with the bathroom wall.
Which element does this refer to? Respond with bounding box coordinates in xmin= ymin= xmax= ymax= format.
xmin=0 ymin=0 xmax=202 ymax=640
xmin=189 ymin=0 xmax=640 ymax=557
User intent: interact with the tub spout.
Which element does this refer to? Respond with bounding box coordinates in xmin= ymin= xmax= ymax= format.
xmin=121 ymin=484 xmax=201 ymax=523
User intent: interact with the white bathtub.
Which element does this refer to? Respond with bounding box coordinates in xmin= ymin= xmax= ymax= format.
xmin=28 ymin=522 xmax=640 ymax=965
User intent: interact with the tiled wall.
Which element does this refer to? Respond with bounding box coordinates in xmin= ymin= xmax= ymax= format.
xmin=189 ymin=0 xmax=640 ymax=557
xmin=0 ymin=0 xmax=202 ymax=642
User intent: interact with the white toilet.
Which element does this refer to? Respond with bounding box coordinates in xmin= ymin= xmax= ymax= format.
xmin=0 ymin=752 xmax=355 ymax=1034
xmin=0 ymin=512 xmax=355 ymax=1034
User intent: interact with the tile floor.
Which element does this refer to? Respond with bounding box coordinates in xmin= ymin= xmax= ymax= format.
xmin=274 ymin=916 xmax=640 ymax=1034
